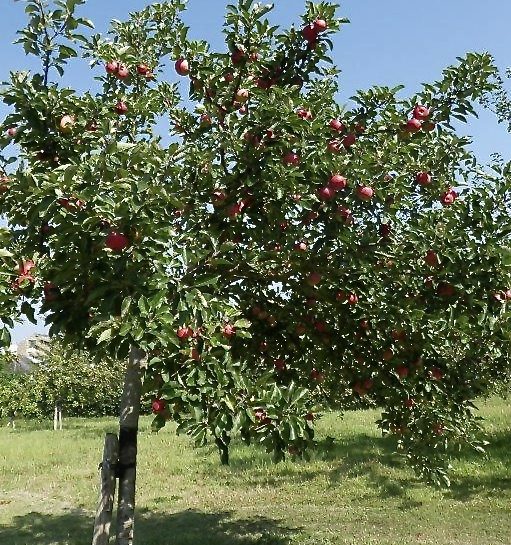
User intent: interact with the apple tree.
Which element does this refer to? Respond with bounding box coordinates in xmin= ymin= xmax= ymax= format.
xmin=1 ymin=0 xmax=510 ymax=543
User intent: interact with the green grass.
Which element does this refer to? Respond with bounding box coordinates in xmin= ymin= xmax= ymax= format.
xmin=0 ymin=398 xmax=510 ymax=545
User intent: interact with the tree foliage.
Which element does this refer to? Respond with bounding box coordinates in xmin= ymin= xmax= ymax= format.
xmin=0 ymin=0 xmax=510 ymax=485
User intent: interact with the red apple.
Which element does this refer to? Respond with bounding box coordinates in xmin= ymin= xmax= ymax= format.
xmin=380 ymin=223 xmax=391 ymax=237
xmin=314 ymin=321 xmax=327 ymax=333
xmin=307 ymin=271 xmax=322 ymax=286
xmin=383 ymin=349 xmax=394 ymax=361
xmin=328 ymin=174 xmax=347 ymax=190
xmin=231 ymin=49 xmax=245 ymax=65
xmin=391 ymin=329 xmax=406 ymax=342
xmin=6 ymin=127 xmax=17 ymax=138
xmin=356 ymin=185 xmax=374 ymax=201
xmin=329 ymin=118 xmax=344 ymax=132
xmin=304 ymin=412 xmax=315 ymax=421
xmin=43 ymin=282 xmax=59 ymax=302
xmin=283 ymin=152 xmax=300 ymax=166
xmin=425 ymin=250 xmax=439 ymax=267
xmin=404 ymin=118 xmax=422 ymax=132
xmin=413 ymin=104 xmax=430 ymax=120
xmin=116 ymin=64 xmax=129 ymax=79
xmin=310 ymin=368 xmax=324 ymax=382
xmin=437 ymin=282 xmax=455 ymax=297
xmin=59 ymin=114 xmax=75 ymax=133
xmin=222 ymin=323 xmax=236 ymax=338
xmin=431 ymin=367 xmax=444 ymax=380
xmin=115 ymin=101 xmax=128 ymax=115
xmin=404 ymin=398 xmax=415 ymax=409
xmin=224 ymin=72 xmax=235 ymax=83
xmin=295 ymin=241 xmax=307 ymax=252
xmin=175 ymin=58 xmax=190 ymax=76
xmin=105 ymin=231 xmax=129 ymax=251
xmin=296 ymin=323 xmax=307 ymax=336
xmin=302 ymin=24 xmax=318 ymax=42
xmin=177 ymin=326 xmax=193 ymax=340
xmin=416 ymin=171 xmax=432 ymax=185
xmin=343 ymin=133 xmax=356 ymax=148
xmin=152 ymin=399 xmax=166 ymax=414
xmin=105 ymin=61 xmax=119 ymax=74
xmin=274 ymin=358 xmax=286 ymax=371
xmin=297 ymin=108 xmax=313 ymax=120
xmin=137 ymin=64 xmax=150 ymax=75
xmin=0 ymin=175 xmax=10 ymax=193
xmin=313 ymin=19 xmax=328 ymax=32
xmin=327 ymin=139 xmax=342 ymax=153
xmin=334 ymin=206 xmax=353 ymax=224
xmin=335 ymin=290 xmax=347 ymax=302
xmin=317 ymin=186 xmax=335 ymax=201
xmin=396 ymin=365 xmax=409 ymax=379
xmin=441 ymin=188 xmax=457 ymax=206
xmin=363 ymin=378 xmax=374 ymax=390
xmin=348 ymin=293 xmax=359 ymax=305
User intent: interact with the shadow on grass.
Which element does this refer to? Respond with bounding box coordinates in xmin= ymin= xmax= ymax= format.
xmin=0 ymin=508 xmax=296 ymax=545
xmin=207 ymin=425 xmax=511 ymax=506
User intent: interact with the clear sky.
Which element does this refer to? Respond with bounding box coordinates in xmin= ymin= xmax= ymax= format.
xmin=1 ymin=0 xmax=510 ymax=342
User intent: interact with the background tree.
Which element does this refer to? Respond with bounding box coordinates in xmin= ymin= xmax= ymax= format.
xmin=1 ymin=0 xmax=510 ymax=543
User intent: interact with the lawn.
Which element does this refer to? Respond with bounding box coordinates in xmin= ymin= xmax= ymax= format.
xmin=0 ymin=397 xmax=510 ymax=545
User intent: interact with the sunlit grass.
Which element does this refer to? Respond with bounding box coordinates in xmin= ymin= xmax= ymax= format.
xmin=0 ymin=397 xmax=509 ymax=544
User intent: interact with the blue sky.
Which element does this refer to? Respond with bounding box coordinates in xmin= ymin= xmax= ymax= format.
xmin=1 ymin=0 xmax=510 ymax=342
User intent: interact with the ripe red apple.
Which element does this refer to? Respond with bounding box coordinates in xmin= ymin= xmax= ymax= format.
xmin=43 ymin=281 xmax=59 ymax=302
xmin=231 ymin=49 xmax=245 ymax=65
xmin=383 ymin=349 xmax=394 ymax=361
xmin=413 ymin=104 xmax=430 ymax=120
xmin=175 ymin=58 xmax=190 ymax=76
xmin=105 ymin=231 xmax=129 ymax=251
xmin=334 ymin=206 xmax=353 ymax=224
xmin=137 ymin=64 xmax=150 ymax=75
xmin=304 ymin=412 xmax=315 ymax=421
xmin=212 ymin=190 xmax=227 ymax=206
xmin=317 ymin=186 xmax=335 ymax=201
xmin=416 ymin=171 xmax=432 ymax=185
xmin=282 ymin=152 xmax=300 ymax=166
xmin=327 ymin=139 xmax=342 ymax=153
xmin=313 ymin=19 xmax=328 ymax=32
xmin=328 ymin=174 xmax=347 ymax=190
xmin=295 ymin=241 xmax=307 ymax=252
xmin=274 ymin=358 xmax=286 ymax=371
xmin=433 ymin=423 xmax=444 ymax=436
xmin=200 ymin=113 xmax=212 ymax=127
xmin=116 ymin=64 xmax=129 ymax=79
xmin=0 ymin=175 xmax=10 ymax=193
xmin=302 ymin=24 xmax=318 ymax=42
xmin=404 ymin=398 xmax=415 ymax=409
xmin=152 ymin=399 xmax=166 ymax=414
xmin=425 ymin=250 xmax=440 ymax=267
xmin=437 ymin=282 xmax=455 ymax=297
xmin=335 ymin=290 xmax=347 ymax=302
xmin=115 ymin=101 xmax=128 ymax=115
xmin=295 ymin=323 xmax=307 ymax=336
xmin=329 ymin=118 xmax=344 ymax=132
xmin=396 ymin=365 xmax=409 ymax=379
xmin=235 ymin=88 xmax=249 ymax=103
xmin=224 ymin=72 xmax=235 ymax=83
xmin=356 ymin=185 xmax=374 ymax=201
xmin=310 ymin=368 xmax=324 ymax=382
xmin=105 ymin=61 xmax=119 ymax=74
xmin=259 ymin=340 xmax=269 ymax=352
xmin=314 ymin=321 xmax=327 ymax=333
xmin=297 ymin=108 xmax=313 ymax=120
xmin=177 ymin=326 xmax=193 ymax=340
xmin=348 ymin=293 xmax=359 ymax=305
xmin=343 ymin=133 xmax=356 ymax=148
xmin=307 ymin=271 xmax=322 ymax=286
xmin=379 ymin=223 xmax=391 ymax=237
xmin=431 ymin=367 xmax=444 ymax=380
xmin=391 ymin=329 xmax=406 ymax=342
xmin=222 ymin=323 xmax=236 ymax=338
xmin=404 ymin=118 xmax=422 ymax=132
xmin=441 ymin=188 xmax=457 ymax=205
xmin=6 ymin=127 xmax=17 ymax=138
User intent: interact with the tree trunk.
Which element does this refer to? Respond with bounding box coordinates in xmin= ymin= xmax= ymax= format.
xmin=214 ymin=432 xmax=230 ymax=465
xmin=115 ymin=346 xmax=144 ymax=545
xmin=92 ymin=433 xmax=119 ymax=545
xmin=53 ymin=405 xmax=58 ymax=431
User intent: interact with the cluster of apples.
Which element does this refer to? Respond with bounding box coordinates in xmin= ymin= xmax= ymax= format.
xmin=105 ymin=60 xmax=154 ymax=80
xmin=403 ymin=104 xmax=435 ymax=133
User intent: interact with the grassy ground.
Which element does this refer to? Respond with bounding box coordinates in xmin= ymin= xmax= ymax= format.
xmin=0 ymin=398 xmax=509 ymax=545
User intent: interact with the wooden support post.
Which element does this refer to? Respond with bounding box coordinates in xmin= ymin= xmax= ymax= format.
xmin=92 ymin=433 xmax=119 ymax=545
